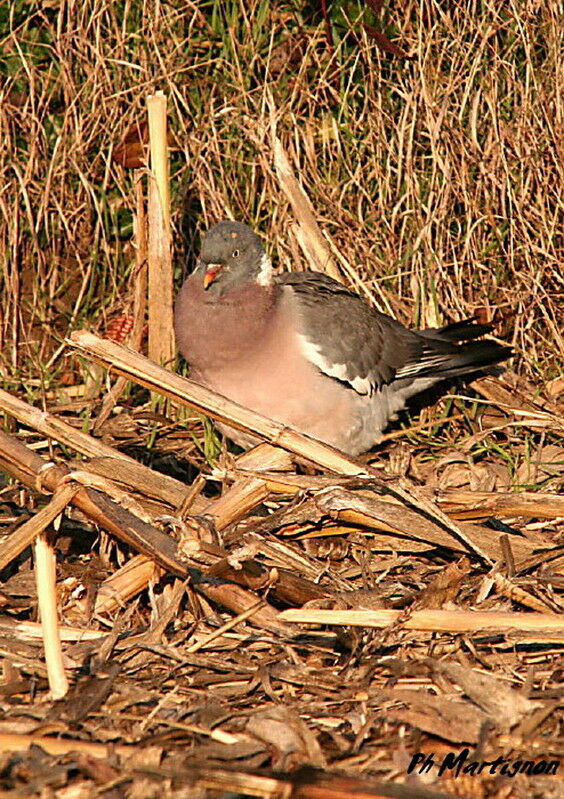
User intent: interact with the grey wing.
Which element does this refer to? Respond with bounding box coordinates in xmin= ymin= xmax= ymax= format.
xmin=277 ymin=272 xmax=423 ymax=396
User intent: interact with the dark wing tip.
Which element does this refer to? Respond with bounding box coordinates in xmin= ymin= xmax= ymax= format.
xmin=421 ymin=317 xmax=495 ymax=342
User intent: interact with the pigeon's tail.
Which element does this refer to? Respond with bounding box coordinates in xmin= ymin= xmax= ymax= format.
xmin=419 ymin=338 xmax=513 ymax=379
xmin=396 ymin=318 xmax=512 ymax=382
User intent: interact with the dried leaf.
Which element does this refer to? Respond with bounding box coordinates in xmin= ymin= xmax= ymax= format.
xmin=384 ymin=689 xmax=486 ymax=744
xmin=113 ymin=122 xmax=148 ymax=168
xmin=439 ymin=662 xmax=543 ymax=729
xmin=246 ymin=706 xmax=327 ymax=770
xmin=363 ymin=24 xmax=409 ymax=58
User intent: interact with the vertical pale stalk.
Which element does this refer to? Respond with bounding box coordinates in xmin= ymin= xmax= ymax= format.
xmin=146 ymin=91 xmax=175 ymax=368
xmin=34 ymin=529 xmax=68 ymax=699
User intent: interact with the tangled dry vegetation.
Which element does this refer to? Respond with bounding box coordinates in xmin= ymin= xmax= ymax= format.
xmin=0 ymin=1 xmax=563 ymax=797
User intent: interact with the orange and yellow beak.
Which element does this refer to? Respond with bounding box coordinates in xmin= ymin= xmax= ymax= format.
xmin=203 ymin=263 xmax=223 ymax=289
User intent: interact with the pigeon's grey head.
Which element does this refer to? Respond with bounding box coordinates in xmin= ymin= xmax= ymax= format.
xmin=197 ymin=220 xmax=272 ymax=295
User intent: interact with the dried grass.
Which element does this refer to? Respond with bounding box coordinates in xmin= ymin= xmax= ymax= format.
xmin=1 ymin=1 xmax=562 ymax=380
xmin=0 ymin=1 xmax=563 ymax=796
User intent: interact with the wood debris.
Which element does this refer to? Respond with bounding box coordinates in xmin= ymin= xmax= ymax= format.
xmin=0 ymin=348 xmax=562 ymax=798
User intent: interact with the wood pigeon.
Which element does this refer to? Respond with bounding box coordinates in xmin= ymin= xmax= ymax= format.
xmin=174 ymin=221 xmax=511 ymax=455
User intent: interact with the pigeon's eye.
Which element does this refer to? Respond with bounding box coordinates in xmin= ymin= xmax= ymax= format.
xmin=231 ymin=249 xmax=240 ymax=258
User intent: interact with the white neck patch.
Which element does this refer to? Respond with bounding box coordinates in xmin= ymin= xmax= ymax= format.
xmin=256 ymin=252 xmax=273 ymax=286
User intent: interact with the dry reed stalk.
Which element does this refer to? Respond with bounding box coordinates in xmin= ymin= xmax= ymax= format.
xmin=147 ymin=91 xmax=174 ymax=368
xmin=206 ymin=443 xmax=295 ymax=527
xmin=69 ymin=330 xmax=370 ymax=476
xmin=472 ymin=375 xmax=564 ymax=424
xmin=492 ymin=574 xmax=557 ymax=614
xmin=273 ymin=136 xmax=341 ymax=282
xmin=311 ymin=483 xmax=527 ymax=564
xmin=191 ymin=772 xmax=290 ymax=798
xmin=317 ymin=502 xmax=531 ymax=564
xmin=203 ymin=477 xmax=269 ymax=528
xmin=94 ymin=554 xmax=163 ymax=615
xmin=0 ymin=733 xmax=134 ymax=759
xmin=208 ymin=557 xmax=331 ymax=607
xmin=0 ymin=387 xmax=138 ymax=463
xmin=5 ymin=620 xmax=105 ymax=641
xmin=513 ymin=547 xmax=564 ymax=575
xmin=0 ymin=481 xmax=80 ymax=572
xmin=141 ymin=577 xmax=190 ymax=645
xmin=92 ymin=543 xmax=326 ymax=621
xmin=34 ymin=530 xmax=69 ymax=699
xmin=438 ymin=490 xmax=564 ymax=520
xmin=254 ymin=470 xmax=564 ymax=526
xmin=194 ymin=579 xmax=290 ymax=636
xmin=191 ymin=768 xmax=426 ymax=799
xmin=0 ymin=385 xmax=199 ymax=508
xmin=231 ymin=442 xmax=294 ymax=472
xmin=251 ymin=473 xmax=539 ymax=563
xmin=279 ymin=607 xmax=564 ymax=635
xmin=0 ymin=429 xmax=187 ymax=575
xmin=88 ymin=444 xmax=301 ymax=615
xmin=76 ymin=455 xmax=200 ymax=511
